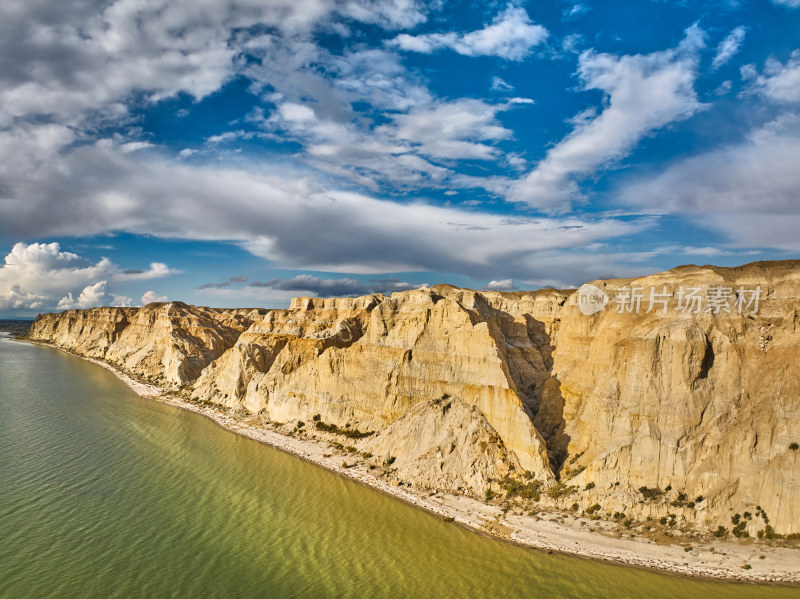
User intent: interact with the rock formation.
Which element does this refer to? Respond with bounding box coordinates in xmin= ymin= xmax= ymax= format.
xmin=29 ymin=260 xmax=800 ymax=535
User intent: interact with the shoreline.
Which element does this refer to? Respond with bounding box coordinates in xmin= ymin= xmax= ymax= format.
xmin=21 ymin=338 xmax=800 ymax=585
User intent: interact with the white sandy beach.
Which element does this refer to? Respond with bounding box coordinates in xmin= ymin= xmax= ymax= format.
xmin=31 ymin=341 xmax=800 ymax=585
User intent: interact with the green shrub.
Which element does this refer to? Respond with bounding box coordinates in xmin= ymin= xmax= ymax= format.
xmin=732 ymin=517 xmax=749 ymax=538
xmin=586 ymin=504 xmax=602 ymax=515
xmin=547 ymin=481 xmax=577 ymax=499
xmin=386 ymin=456 xmax=396 ymax=466
xmin=713 ymin=526 xmax=729 ymax=538
xmin=790 ymin=442 xmax=799 ymax=451
xmin=314 ymin=420 xmax=374 ymax=439
xmin=498 ymin=475 xmax=543 ymax=501
xmin=584 ymin=482 xmax=595 ymax=491
xmin=568 ymin=451 xmax=585 ymax=465
xmin=638 ymin=486 xmax=664 ymax=501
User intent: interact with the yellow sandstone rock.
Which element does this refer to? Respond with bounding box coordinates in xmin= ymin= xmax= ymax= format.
xmin=29 ymin=260 xmax=800 ymax=535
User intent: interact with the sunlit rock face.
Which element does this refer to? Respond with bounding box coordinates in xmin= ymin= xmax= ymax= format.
xmin=30 ymin=260 xmax=800 ymax=533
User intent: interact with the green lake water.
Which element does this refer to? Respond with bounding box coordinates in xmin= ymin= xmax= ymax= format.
xmin=0 ymin=335 xmax=797 ymax=598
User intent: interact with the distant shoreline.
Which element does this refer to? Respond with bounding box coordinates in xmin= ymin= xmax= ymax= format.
xmin=19 ymin=338 xmax=800 ymax=586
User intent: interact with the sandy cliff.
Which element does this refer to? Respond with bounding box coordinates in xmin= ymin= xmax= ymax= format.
xmin=30 ymin=260 xmax=800 ymax=535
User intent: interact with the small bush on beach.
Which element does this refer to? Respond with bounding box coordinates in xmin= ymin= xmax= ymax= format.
xmin=498 ymin=476 xmax=543 ymax=501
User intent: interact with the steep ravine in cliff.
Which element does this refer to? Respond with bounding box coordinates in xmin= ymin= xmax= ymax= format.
xmin=29 ymin=260 xmax=800 ymax=537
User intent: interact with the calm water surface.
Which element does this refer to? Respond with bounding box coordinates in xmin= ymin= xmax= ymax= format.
xmin=0 ymin=335 xmax=797 ymax=598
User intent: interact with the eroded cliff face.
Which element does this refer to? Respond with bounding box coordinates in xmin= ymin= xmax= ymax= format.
xmin=552 ymin=261 xmax=800 ymax=534
xmin=29 ymin=261 xmax=800 ymax=534
xmin=31 ymin=302 xmax=267 ymax=386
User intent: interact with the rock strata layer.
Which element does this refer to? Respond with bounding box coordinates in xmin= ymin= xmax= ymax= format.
xmin=30 ymin=261 xmax=800 ymax=535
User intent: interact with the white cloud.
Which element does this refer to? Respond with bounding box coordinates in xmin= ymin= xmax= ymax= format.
xmin=115 ymin=262 xmax=180 ymax=281
xmin=279 ymin=102 xmax=317 ymax=122
xmin=745 ymin=50 xmax=800 ymax=103
xmin=619 ymin=112 xmax=800 ymax=249
xmin=0 ymin=242 xmax=175 ymax=312
xmin=58 ymin=281 xmax=111 ymax=310
xmin=486 ymin=278 xmax=518 ymax=291
xmin=0 ymin=139 xmax=652 ymax=285
xmin=141 ymin=290 xmax=169 ymax=304
xmin=509 ymin=26 xmax=705 ymax=212
xmin=0 ymin=0 xmax=434 ymax=133
xmin=392 ymin=98 xmax=516 ymax=160
xmin=771 ymin=0 xmax=800 ymax=7
xmin=564 ymin=3 xmax=590 ymax=18
xmin=392 ymin=5 xmax=548 ymax=61
xmin=712 ymin=26 xmax=746 ymax=70
xmin=340 ymin=0 xmax=427 ymax=29
xmin=0 ymin=1 xmax=528 ymax=198
xmin=258 ymin=91 xmax=529 ymax=188
xmin=490 ymin=76 xmax=514 ymax=92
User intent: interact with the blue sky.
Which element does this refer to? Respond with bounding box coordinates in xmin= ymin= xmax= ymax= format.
xmin=1 ymin=0 xmax=799 ymax=316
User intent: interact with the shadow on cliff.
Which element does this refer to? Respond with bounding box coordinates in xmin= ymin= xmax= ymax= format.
xmin=520 ymin=315 xmax=570 ymax=477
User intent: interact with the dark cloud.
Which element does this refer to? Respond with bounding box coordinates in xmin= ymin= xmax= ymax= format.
xmin=195 ymin=281 xmax=231 ymax=290
xmin=250 ymin=278 xmax=281 ymax=288
xmin=274 ymin=274 xmax=372 ymax=297
xmin=246 ymin=274 xmax=424 ymax=297
xmin=195 ymin=274 xmax=248 ymax=290
xmin=368 ymin=278 xmax=421 ymax=292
